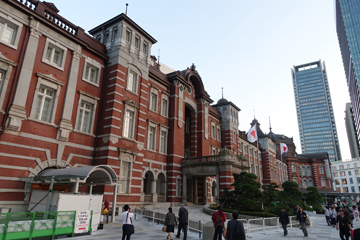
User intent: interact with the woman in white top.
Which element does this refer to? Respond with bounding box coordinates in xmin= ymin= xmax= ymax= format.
xmin=121 ymin=205 xmax=134 ymax=240
xmin=329 ymin=205 xmax=337 ymax=228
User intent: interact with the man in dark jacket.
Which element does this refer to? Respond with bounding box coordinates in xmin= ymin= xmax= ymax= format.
xmin=176 ymin=204 xmax=188 ymax=240
xmin=279 ymin=207 xmax=290 ymax=236
xmin=225 ymin=211 xmax=246 ymax=240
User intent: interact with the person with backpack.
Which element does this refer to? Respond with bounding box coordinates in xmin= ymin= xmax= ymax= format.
xmin=225 ymin=211 xmax=245 ymax=240
xmin=279 ymin=207 xmax=290 ymax=236
xmin=212 ymin=206 xmax=226 ymax=240
xmin=336 ymin=208 xmax=352 ymax=240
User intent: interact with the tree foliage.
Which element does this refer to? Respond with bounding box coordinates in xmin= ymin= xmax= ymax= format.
xmin=304 ymin=187 xmax=323 ymax=204
xmin=262 ymin=183 xmax=279 ymax=206
xmin=220 ymin=172 xmax=263 ymax=212
xmin=276 ymin=181 xmax=304 ymax=215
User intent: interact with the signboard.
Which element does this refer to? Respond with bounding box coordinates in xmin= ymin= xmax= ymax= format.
xmin=74 ymin=210 xmax=91 ymax=233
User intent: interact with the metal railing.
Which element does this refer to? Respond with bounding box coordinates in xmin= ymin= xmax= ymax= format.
xmin=0 ymin=211 xmax=79 ymax=240
xmin=134 ymin=208 xmax=301 ymax=238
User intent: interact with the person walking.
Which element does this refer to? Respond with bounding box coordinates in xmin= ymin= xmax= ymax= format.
xmin=176 ymin=204 xmax=188 ymax=240
xmin=165 ymin=207 xmax=177 ymax=240
xmin=225 ymin=211 xmax=245 ymax=240
xmin=324 ymin=206 xmax=331 ymax=226
xmin=295 ymin=205 xmax=302 ymax=229
xmin=296 ymin=208 xmax=308 ymax=237
xmin=212 ymin=206 xmax=226 ymax=240
xmin=330 ymin=205 xmax=337 ymax=228
xmin=354 ymin=206 xmax=359 ymax=221
xmin=279 ymin=207 xmax=289 ymax=236
xmin=103 ymin=198 xmax=110 ymax=224
xmin=336 ymin=209 xmax=352 ymax=240
xmin=121 ymin=205 xmax=134 ymax=240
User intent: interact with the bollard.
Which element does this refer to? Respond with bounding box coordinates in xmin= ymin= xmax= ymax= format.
xmin=199 ymin=220 xmax=202 ymax=238
xmin=153 ymin=211 xmax=155 ymax=225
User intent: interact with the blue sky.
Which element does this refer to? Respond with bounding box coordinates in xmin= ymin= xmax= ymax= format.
xmin=50 ymin=0 xmax=351 ymax=159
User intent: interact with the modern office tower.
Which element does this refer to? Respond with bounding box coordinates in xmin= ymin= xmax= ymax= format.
xmin=345 ymin=103 xmax=360 ymax=158
xmin=291 ymin=60 xmax=342 ymax=162
xmin=336 ymin=0 xmax=360 ymax=149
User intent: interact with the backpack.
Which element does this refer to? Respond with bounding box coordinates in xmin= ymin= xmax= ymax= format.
xmin=215 ymin=212 xmax=223 ymax=226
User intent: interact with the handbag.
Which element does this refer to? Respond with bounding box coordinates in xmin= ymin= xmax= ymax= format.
xmin=102 ymin=208 xmax=108 ymax=215
xmin=162 ymin=226 xmax=167 ymax=232
xmin=223 ymin=226 xmax=227 ymax=238
xmin=123 ymin=212 xmax=135 ymax=235
xmin=305 ymin=217 xmax=310 ymax=226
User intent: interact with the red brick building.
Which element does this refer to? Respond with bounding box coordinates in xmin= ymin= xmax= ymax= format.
xmin=0 ymin=0 xmax=331 ymax=212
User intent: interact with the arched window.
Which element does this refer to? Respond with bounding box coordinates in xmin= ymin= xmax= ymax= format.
xmin=302 ymin=166 xmax=306 ymax=176
xmin=308 ymin=179 xmax=313 ymax=187
xmin=303 ymin=179 xmax=308 ymax=188
xmin=307 ymin=166 xmax=312 ymax=176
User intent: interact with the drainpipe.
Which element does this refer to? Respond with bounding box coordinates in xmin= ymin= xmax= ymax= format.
xmin=45 ymin=177 xmax=54 ymax=212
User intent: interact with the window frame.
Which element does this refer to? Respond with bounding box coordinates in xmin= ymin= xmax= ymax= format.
xmin=126 ymin=69 xmax=139 ymax=94
xmin=0 ymin=13 xmax=22 ymax=49
xmin=149 ymin=88 xmax=158 ymax=112
xmin=160 ymin=94 xmax=169 ymax=117
xmin=119 ymin=160 xmax=132 ymax=194
xmin=211 ymin=122 xmax=216 ymax=139
xmin=147 ymin=121 xmax=157 ymax=151
xmin=74 ymin=91 xmax=98 ymax=135
xmin=126 ymin=28 xmax=132 ymax=44
xmin=0 ymin=54 xmax=16 ymax=112
xmin=217 ymin=125 xmax=221 ymax=141
xmin=122 ymin=104 xmax=136 ymax=140
xmin=82 ymin=57 xmax=102 ymax=86
xmin=143 ymin=41 xmax=149 ymax=56
xmin=29 ymin=73 xmax=63 ymax=124
xmin=159 ymin=126 xmax=168 ymax=154
xmin=42 ymin=38 xmax=67 ymax=70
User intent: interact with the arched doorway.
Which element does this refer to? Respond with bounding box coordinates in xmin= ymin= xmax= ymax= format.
xmin=157 ymin=173 xmax=166 ymax=202
xmin=143 ymin=171 xmax=154 ymax=202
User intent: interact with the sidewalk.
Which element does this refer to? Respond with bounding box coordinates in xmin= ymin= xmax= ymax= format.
xmin=61 ymin=212 xmax=360 ymax=240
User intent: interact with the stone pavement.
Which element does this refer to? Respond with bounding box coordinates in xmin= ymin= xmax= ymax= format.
xmin=60 ymin=209 xmax=360 ymax=240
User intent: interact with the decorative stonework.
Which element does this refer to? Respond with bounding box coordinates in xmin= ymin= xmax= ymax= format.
xmin=57 ymin=118 xmax=73 ymax=141
xmin=6 ymin=104 xmax=27 ymax=131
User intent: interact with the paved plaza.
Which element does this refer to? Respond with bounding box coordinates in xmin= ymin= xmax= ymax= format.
xmin=61 ymin=207 xmax=360 ymax=240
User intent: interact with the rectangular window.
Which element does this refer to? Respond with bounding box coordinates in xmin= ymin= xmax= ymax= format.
xmin=233 ymin=130 xmax=236 ymax=143
xmin=148 ymin=125 xmax=156 ymax=151
xmin=0 ymin=17 xmax=18 ymax=45
xmin=123 ymin=108 xmax=135 ymax=139
xmin=126 ymin=29 xmax=132 ymax=43
xmin=351 ymin=186 xmax=356 ymax=193
xmin=83 ymin=62 xmax=99 ymax=84
xmin=176 ymin=179 xmax=181 ymax=197
xmin=104 ymin=31 xmax=109 ymax=43
xmin=319 ymin=165 xmax=324 ymax=174
xmin=212 ymin=147 xmax=217 ymax=156
xmin=339 ymin=165 xmax=344 ymax=170
xmin=357 ymin=177 xmax=360 ymax=184
xmin=334 ymin=172 xmax=339 ymax=177
xmin=211 ymin=123 xmax=215 ymax=139
xmin=321 ymin=178 xmax=326 ymax=187
xmin=161 ymin=96 xmax=168 ymax=117
xmin=356 ymin=170 xmax=360 ymax=175
xmin=76 ymin=100 xmax=94 ymax=133
xmin=0 ymin=70 xmax=5 ymax=97
xmin=143 ymin=41 xmax=148 ymax=55
xmin=45 ymin=43 xmax=64 ymax=67
xmin=149 ymin=91 xmax=158 ymax=112
xmin=217 ymin=126 xmax=221 ymax=141
xmin=350 ymin=178 xmax=354 ymax=184
xmin=34 ymin=85 xmax=55 ymax=122
xmin=342 ymin=179 xmax=347 ymax=184
xmin=355 ymin=163 xmax=358 ymax=168
xmin=340 ymin=171 xmax=346 ymax=176
xmin=159 ymin=129 xmax=168 ymax=154
xmin=335 ymin=179 xmax=340 ymax=185
xmin=291 ymin=164 xmax=296 ymax=173
xmin=127 ymin=70 xmax=138 ymax=93
xmin=119 ymin=161 xmax=131 ymax=193
xmin=348 ymin=171 xmax=352 ymax=176
xmin=135 ymin=36 xmax=140 ymax=49
xmin=343 ymin=187 xmax=348 ymax=193
xmin=111 ymin=27 xmax=118 ymax=41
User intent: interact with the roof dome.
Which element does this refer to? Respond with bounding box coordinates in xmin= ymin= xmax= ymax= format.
xmin=217 ymin=98 xmax=229 ymax=105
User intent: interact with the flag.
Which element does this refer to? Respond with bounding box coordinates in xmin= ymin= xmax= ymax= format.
xmin=247 ymin=124 xmax=258 ymax=143
xmin=280 ymin=143 xmax=288 ymax=154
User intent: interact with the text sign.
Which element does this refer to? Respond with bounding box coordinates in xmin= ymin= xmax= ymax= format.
xmin=74 ymin=210 xmax=90 ymax=233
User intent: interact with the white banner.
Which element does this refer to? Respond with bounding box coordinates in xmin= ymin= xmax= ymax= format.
xmin=74 ymin=210 xmax=91 ymax=234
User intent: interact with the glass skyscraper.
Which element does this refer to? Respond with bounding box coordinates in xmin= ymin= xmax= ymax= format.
xmin=292 ymin=60 xmax=342 ymax=162
xmin=336 ymin=0 xmax=360 ymax=149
